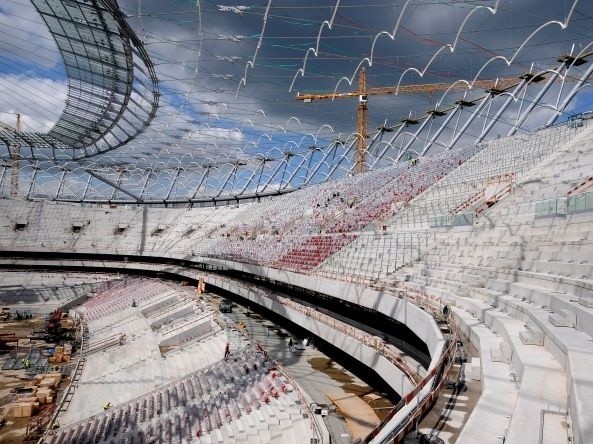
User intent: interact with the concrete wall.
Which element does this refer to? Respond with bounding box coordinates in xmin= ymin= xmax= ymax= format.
xmin=0 ymin=255 xmax=445 ymax=365
xmin=198 ymin=257 xmax=445 ymax=364
xmin=160 ymin=319 xmax=213 ymax=347
xmin=208 ymin=274 xmax=415 ymax=397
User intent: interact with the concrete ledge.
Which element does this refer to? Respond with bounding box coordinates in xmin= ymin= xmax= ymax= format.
xmin=452 ymin=307 xmax=518 ymax=444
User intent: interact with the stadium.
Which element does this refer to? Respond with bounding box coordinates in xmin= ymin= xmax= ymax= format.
xmin=0 ymin=1 xmax=592 ymax=443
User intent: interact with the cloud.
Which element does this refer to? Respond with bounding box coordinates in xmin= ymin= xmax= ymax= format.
xmin=0 ymin=74 xmax=66 ymax=132
xmin=3 ymin=0 xmax=593 ymax=173
xmin=186 ymin=126 xmax=244 ymax=143
xmin=0 ymin=0 xmax=61 ymax=69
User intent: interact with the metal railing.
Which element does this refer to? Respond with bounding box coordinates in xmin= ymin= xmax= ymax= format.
xmin=210 ymin=274 xmax=421 ymax=383
xmin=43 ymin=319 xmax=87 ymax=439
xmin=214 ymin=311 xmax=325 ymax=443
xmin=364 ymin=283 xmax=459 ymax=443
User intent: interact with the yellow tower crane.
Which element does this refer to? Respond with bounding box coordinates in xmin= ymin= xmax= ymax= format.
xmin=296 ymin=68 xmax=536 ymax=173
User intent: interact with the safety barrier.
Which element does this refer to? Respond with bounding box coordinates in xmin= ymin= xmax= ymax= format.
xmin=364 ymin=285 xmax=458 ymax=443
xmin=211 ymin=274 xmax=420 ymax=383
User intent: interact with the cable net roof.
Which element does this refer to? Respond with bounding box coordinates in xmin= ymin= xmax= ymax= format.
xmin=1 ymin=0 xmax=593 ymax=203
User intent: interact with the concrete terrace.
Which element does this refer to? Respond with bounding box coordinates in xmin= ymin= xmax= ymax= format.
xmin=47 ymin=278 xmax=324 ymax=444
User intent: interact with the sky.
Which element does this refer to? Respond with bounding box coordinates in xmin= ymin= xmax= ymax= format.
xmin=1 ymin=0 xmax=593 ymax=199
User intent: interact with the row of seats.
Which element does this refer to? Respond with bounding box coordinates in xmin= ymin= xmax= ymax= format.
xmin=272 ymin=234 xmax=358 ymax=272
xmin=327 ymin=145 xmax=480 ymax=233
xmin=47 ymin=347 xmax=306 ymax=444
xmin=389 ymin=123 xmax=579 ymax=230
xmin=60 ymin=281 xmax=247 ymax=425
xmin=195 ymin=139 xmax=481 ymax=269
xmin=0 ymin=124 xmax=570 ymax=270
xmin=379 ymin=124 xmax=593 ymax=443
xmin=81 ymin=279 xmax=172 ymax=321
xmin=317 ymin=231 xmax=430 ymax=281
xmin=315 ymin=121 xmax=586 ymax=283
xmin=53 ymin=277 xmax=320 ymax=443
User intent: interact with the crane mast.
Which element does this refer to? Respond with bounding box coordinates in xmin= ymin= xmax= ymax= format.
xmin=356 ymin=68 xmax=368 ymax=174
xmin=296 ymin=69 xmax=534 ymax=173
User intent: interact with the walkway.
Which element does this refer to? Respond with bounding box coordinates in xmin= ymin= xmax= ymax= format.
xmin=207 ymin=293 xmax=391 ymax=444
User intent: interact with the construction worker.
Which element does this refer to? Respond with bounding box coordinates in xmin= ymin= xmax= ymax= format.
xmin=103 ymin=402 xmax=111 ymax=411
xmin=224 ymin=342 xmax=230 ymax=359
xmin=288 ymin=337 xmax=294 ymax=352
xmin=454 ymin=379 xmax=467 ymax=394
